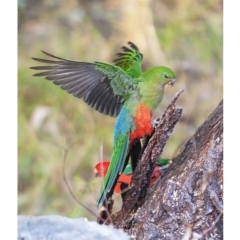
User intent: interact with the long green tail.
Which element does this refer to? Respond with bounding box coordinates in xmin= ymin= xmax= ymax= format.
xmin=96 ymin=132 xmax=130 ymax=207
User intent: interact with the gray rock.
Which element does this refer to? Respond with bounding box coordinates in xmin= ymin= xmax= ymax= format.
xmin=18 ymin=215 xmax=129 ymax=240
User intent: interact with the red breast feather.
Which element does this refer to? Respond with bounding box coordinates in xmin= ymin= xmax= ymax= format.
xmin=130 ymin=103 xmax=153 ymax=141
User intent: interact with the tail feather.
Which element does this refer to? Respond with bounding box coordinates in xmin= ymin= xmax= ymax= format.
xmin=96 ymin=132 xmax=130 ymax=207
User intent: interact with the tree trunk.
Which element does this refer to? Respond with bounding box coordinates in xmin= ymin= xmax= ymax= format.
xmin=112 ymin=99 xmax=223 ymax=240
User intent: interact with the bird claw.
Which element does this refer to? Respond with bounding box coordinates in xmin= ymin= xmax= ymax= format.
xmin=153 ymin=117 xmax=161 ymax=128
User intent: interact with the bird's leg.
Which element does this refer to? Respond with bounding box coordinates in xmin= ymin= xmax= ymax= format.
xmin=120 ymin=182 xmax=129 ymax=200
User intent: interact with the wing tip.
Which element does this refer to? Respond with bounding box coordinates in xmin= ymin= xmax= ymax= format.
xmin=127 ymin=41 xmax=139 ymax=51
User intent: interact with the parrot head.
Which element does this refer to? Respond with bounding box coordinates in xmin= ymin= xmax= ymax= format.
xmin=140 ymin=66 xmax=176 ymax=87
xmin=156 ymin=66 xmax=176 ymax=86
xmin=94 ymin=161 xmax=109 ymax=177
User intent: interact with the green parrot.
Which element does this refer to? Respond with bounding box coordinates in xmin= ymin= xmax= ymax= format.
xmin=30 ymin=42 xmax=176 ymax=208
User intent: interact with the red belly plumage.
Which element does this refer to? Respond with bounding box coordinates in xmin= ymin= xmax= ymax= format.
xmin=130 ymin=104 xmax=153 ymax=141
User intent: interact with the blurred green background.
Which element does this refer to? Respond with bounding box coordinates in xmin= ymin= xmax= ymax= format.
xmin=18 ymin=0 xmax=222 ymax=220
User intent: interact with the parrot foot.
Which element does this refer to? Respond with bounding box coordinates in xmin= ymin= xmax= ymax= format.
xmin=153 ymin=117 xmax=161 ymax=128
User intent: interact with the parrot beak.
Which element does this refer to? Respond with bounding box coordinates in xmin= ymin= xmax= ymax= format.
xmin=168 ymin=79 xmax=176 ymax=86
xmin=94 ymin=168 xmax=99 ymax=177
xmin=95 ymin=172 xmax=100 ymax=177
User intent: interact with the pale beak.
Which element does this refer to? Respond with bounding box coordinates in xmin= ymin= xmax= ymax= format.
xmin=168 ymin=79 xmax=176 ymax=86
xmin=94 ymin=168 xmax=99 ymax=177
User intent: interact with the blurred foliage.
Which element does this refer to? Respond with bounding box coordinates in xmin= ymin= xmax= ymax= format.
xmin=18 ymin=0 xmax=222 ymax=220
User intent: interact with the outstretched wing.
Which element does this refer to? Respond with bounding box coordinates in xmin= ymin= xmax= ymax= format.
xmin=113 ymin=41 xmax=143 ymax=78
xmin=30 ymin=51 xmax=138 ymax=117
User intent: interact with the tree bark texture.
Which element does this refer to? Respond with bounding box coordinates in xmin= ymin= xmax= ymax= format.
xmin=112 ymin=99 xmax=223 ymax=240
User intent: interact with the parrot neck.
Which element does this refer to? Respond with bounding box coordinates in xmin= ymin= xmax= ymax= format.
xmin=139 ymin=81 xmax=165 ymax=111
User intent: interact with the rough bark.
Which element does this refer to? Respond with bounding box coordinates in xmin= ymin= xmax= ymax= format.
xmin=112 ymin=100 xmax=223 ymax=240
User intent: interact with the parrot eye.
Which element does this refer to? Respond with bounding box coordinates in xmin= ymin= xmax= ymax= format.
xmin=164 ymin=74 xmax=169 ymax=78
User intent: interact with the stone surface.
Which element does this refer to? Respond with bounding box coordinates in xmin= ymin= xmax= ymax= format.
xmin=18 ymin=215 xmax=129 ymax=240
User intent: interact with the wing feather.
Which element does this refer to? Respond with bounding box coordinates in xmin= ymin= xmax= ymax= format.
xmin=30 ymin=47 xmax=139 ymax=117
xmin=112 ymin=41 xmax=143 ymax=78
